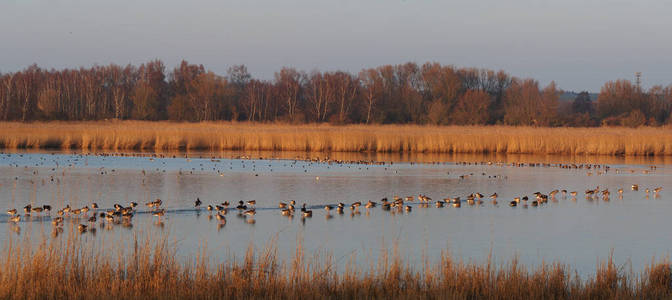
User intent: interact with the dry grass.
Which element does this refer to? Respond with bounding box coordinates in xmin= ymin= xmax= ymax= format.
xmin=0 ymin=121 xmax=671 ymax=156
xmin=1 ymin=229 xmax=671 ymax=300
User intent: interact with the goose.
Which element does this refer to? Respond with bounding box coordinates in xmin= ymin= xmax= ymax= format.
xmin=52 ymin=217 xmax=63 ymax=226
xmin=152 ymin=209 xmax=165 ymax=218
xmin=301 ymin=204 xmax=313 ymax=217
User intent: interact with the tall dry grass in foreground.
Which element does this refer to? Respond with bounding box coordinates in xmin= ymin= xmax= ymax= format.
xmin=1 ymin=231 xmax=671 ymax=300
xmin=1 ymin=121 xmax=671 ymax=156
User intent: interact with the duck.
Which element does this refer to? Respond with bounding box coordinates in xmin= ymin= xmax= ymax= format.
xmin=236 ymin=201 xmax=247 ymax=210
xmin=216 ymin=213 xmax=226 ymax=223
xmin=324 ymin=205 xmax=333 ymax=212
xmin=404 ymin=205 xmax=412 ymax=212
xmin=23 ymin=204 xmax=32 ymax=214
xmin=9 ymin=215 xmax=20 ymax=222
xmin=6 ymin=208 xmax=17 ymax=215
xmin=246 ymin=200 xmax=256 ymax=206
xmin=130 ymin=202 xmax=138 ymax=208
xmin=91 ymin=203 xmax=99 ymax=209
xmin=195 ymin=198 xmax=202 ymax=207
xmin=243 ymin=209 xmax=256 ymax=216
xmin=281 ymin=208 xmax=292 ymax=216
xmin=152 ymin=209 xmax=165 ymax=218
xmin=509 ymin=201 xmax=517 ymax=207
xmin=278 ymin=202 xmax=288 ymax=208
xmin=78 ymin=224 xmax=88 ymax=232
xmin=365 ymin=201 xmax=377 ymax=209
xmin=207 ymin=205 xmax=214 ymax=211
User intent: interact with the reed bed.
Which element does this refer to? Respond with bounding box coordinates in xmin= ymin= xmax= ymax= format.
xmin=1 ymin=121 xmax=671 ymax=156
xmin=1 ymin=230 xmax=671 ymax=300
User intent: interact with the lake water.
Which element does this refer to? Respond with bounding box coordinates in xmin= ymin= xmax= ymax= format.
xmin=0 ymin=151 xmax=670 ymax=276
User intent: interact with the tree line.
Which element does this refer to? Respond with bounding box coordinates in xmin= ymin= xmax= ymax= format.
xmin=0 ymin=60 xmax=670 ymax=126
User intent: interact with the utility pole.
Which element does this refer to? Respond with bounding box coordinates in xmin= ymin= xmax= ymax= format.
xmin=635 ymin=72 xmax=642 ymax=89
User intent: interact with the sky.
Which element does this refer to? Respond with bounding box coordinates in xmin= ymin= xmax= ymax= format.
xmin=0 ymin=0 xmax=670 ymax=92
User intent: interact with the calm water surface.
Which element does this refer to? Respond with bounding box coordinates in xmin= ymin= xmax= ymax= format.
xmin=0 ymin=151 xmax=670 ymax=276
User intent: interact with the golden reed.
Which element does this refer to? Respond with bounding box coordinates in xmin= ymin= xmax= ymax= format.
xmin=1 ymin=231 xmax=671 ymax=300
xmin=0 ymin=121 xmax=671 ymax=156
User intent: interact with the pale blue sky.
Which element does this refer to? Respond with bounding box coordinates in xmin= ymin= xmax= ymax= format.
xmin=1 ymin=0 xmax=670 ymax=92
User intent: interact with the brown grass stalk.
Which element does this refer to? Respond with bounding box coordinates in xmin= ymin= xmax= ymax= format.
xmin=1 ymin=121 xmax=671 ymax=156
xmin=1 ymin=230 xmax=671 ymax=299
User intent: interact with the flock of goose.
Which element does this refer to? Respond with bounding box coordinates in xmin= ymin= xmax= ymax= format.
xmin=6 ymin=182 xmax=663 ymax=235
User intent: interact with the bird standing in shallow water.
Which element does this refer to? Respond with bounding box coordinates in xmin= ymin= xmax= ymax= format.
xmin=195 ymin=198 xmax=202 ymax=208
xmin=301 ymin=204 xmax=313 ymax=217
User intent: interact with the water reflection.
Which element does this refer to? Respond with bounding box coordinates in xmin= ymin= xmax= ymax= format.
xmin=0 ymin=151 xmax=669 ymax=277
